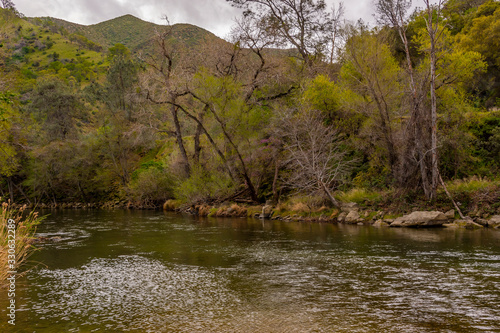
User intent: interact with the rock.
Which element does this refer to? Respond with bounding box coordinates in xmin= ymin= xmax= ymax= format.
xmin=445 ymin=209 xmax=455 ymax=220
xmin=341 ymin=202 xmax=359 ymax=212
xmin=443 ymin=223 xmax=458 ymax=228
xmin=373 ymin=220 xmax=389 ymax=227
xmin=384 ymin=219 xmax=394 ymax=225
xmin=345 ymin=210 xmax=361 ymax=224
xmin=337 ymin=212 xmax=347 ymax=223
xmin=475 ymin=218 xmax=489 ymax=227
xmin=259 ymin=205 xmax=274 ymax=219
xmin=390 ymin=211 xmax=448 ymax=228
xmin=487 ymin=215 xmax=500 ymax=228
xmin=357 ymin=222 xmax=364 ymax=226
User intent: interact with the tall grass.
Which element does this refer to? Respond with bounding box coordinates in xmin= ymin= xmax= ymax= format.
xmin=336 ymin=188 xmax=383 ymax=205
xmin=445 ymin=176 xmax=498 ymax=195
xmin=0 ymin=201 xmax=42 ymax=288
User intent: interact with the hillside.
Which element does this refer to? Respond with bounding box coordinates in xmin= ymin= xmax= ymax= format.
xmin=31 ymin=14 xmax=223 ymax=54
xmin=0 ymin=8 xmax=227 ymax=87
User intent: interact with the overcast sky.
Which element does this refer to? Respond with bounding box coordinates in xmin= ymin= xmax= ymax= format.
xmin=13 ymin=0 xmax=376 ymax=38
xmin=13 ymin=0 xmax=425 ymax=39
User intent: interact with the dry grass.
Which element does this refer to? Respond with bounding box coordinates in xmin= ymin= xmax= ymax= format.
xmin=0 ymin=201 xmax=42 ymax=288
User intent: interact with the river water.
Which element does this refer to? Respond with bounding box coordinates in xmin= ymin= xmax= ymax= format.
xmin=1 ymin=210 xmax=499 ymax=332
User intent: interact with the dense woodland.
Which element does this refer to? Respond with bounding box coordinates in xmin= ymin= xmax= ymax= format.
xmin=0 ymin=0 xmax=499 ymax=210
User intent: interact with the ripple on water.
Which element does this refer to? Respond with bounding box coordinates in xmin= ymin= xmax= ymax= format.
xmin=32 ymin=255 xmax=241 ymax=332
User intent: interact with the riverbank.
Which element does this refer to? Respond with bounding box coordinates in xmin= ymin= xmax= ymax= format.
xmin=164 ymin=177 xmax=500 ymax=229
xmin=164 ymin=200 xmax=500 ymax=229
xmin=10 ymin=177 xmax=500 ymax=229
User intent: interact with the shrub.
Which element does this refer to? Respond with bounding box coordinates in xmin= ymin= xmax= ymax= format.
xmin=446 ymin=176 xmax=496 ymax=195
xmin=128 ymin=162 xmax=174 ymax=206
xmin=1 ymin=201 xmax=42 ymax=287
xmin=174 ymin=166 xmax=235 ymax=204
xmin=337 ymin=188 xmax=383 ymax=205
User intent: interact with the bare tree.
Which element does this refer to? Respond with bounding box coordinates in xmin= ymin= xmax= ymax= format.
xmin=330 ymin=2 xmax=344 ymax=64
xmin=375 ymin=0 xmax=435 ymax=198
xmin=226 ymin=0 xmax=335 ymax=66
xmin=1 ymin=0 xmax=16 ymax=10
xmin=423 ymin=0 xmax=445 ymax=199
xmin=141 ymin=18 xmax=192 ymax=177
xmin=376 ymin=0 xmax=451 ymax=200
xmin=279 ymin=108 xmax=353 ymax=208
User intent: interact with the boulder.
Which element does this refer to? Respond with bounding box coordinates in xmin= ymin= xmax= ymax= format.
xmin=337 ymin=212 xmax=347 ymax=223
xmin=259 ymin=205 xmax=273 ymax=219
xmin=488 ymin=215 xmax=500 ymax=228
xmin=341 ymin=202 xmax=359 ymax=212
xmin=445 ymin=209 xmax=455 ymax=220
xmin=390 ymin=211 xmax=448 ymax=228
xmin=373 ymin=220 xmax=389 ymax=227
xmin=345 ymin=210 xmax=361 ymax=224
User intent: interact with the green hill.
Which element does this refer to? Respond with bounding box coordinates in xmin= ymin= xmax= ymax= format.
xmin=32 ymin=14 xmax=223 ymax=54
xmin=0 ymin=8 xmax=226 ymax=86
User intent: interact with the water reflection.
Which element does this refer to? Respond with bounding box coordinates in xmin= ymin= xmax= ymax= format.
xmin=0 ymin=210 xmax=498 ymax=332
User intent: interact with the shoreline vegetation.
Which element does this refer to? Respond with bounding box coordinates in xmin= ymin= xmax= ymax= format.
xmin=0 ymin=201 xmax=42 ymax=288
xmin=14 ymin=177 xmax=500 ymax=230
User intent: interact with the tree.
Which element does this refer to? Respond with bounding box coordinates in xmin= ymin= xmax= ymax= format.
xmin=340 ymin=27 xmax=402 ymax=184
xmin=278 ymin=107 xmax=352 ymax=207
xmin=423 ymin=0 xmax=445 ymax=199
xmin=226 ymin=0 xmax=335 ymax=66
xmin=376 ymin=0 xmax=436 ymax=198
xmin=142 ymin=21 xmax=192 ymax=177
xmin=28 ymin=79 xmax=83 ymax=142
xmin=105 ymin=44 xmax=140 ymax=121
xmin=0 ymin=91 xmax=23 ymax=202
xmin=1 ymin=0 xmax=16 ymax=10
xmin=456 ymin=2 xmax=500 ymax=106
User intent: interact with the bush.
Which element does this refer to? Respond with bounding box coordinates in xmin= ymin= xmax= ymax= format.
xmin=1 ymin=201 xmax=42 ymax=287
xmin=128 ymin=162 xmax=174 ymax=206
xmin=174 ymin=166 xmax=235 ymax=204
xmin=446 ymin=176 xmax=496 ymax=195
xmin=337 ymin=188 xmax=383 ymax=205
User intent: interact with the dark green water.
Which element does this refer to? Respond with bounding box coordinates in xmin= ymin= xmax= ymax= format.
xmin=1 ymin=210 xmax=500 ymax=332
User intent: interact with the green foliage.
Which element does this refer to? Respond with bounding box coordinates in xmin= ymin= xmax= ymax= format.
xmin=455 ymin=2 xmax=500 ymax=106
xmin=27 ymin=78 xmax=84 ymax=141
xmin=128 ymin=161 xmax=174 ymax=204
xmin=0 ymin=202 xmax=42 ymax=286
xmin=336 ymin=188 xmax=383 ymax=205
xmin=446 ymin=176 xmax=496 ymax=195
xmin=2 ymin=6 xmax=500 ymax=207
xmin=0 ymin=91 xmax=21 ymax=177
xmin=173 ymin=166 xmax=235 ymax=204
xmin=108 ymin=43 xmax=130 ymax=59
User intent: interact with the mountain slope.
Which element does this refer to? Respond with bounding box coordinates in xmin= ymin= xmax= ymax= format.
xmin=39 ymin=14 xmax=223 ymax=54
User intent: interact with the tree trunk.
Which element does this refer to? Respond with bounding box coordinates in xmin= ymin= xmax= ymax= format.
xmin=7 ymin=176 xmax=14 ymax=203
xmin=170 ymin=104 xmax=190 ymax=176
xmin=207 ymin=104 xmax=259 ymax=202
xmin=272 ymin=160 xmax=280 ymax=205
xmin=193 ymin=109 xmax=206 ymax=165
xmin=320 ymin=180 xmax=340 ymax=208
xmin=427 ymin=2 xmax=439 ymax=200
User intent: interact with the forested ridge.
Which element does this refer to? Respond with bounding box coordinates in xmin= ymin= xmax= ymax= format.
xmin=1 ymin=0 xmax=499 ymax=215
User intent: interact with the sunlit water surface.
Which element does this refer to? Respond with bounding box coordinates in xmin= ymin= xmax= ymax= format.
xmin=1 ymin=210 xmax=499 ymax=332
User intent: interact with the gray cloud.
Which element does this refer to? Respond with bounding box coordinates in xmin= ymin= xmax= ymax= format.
xmin=14 ymin=0 xmax=426 ymax=38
